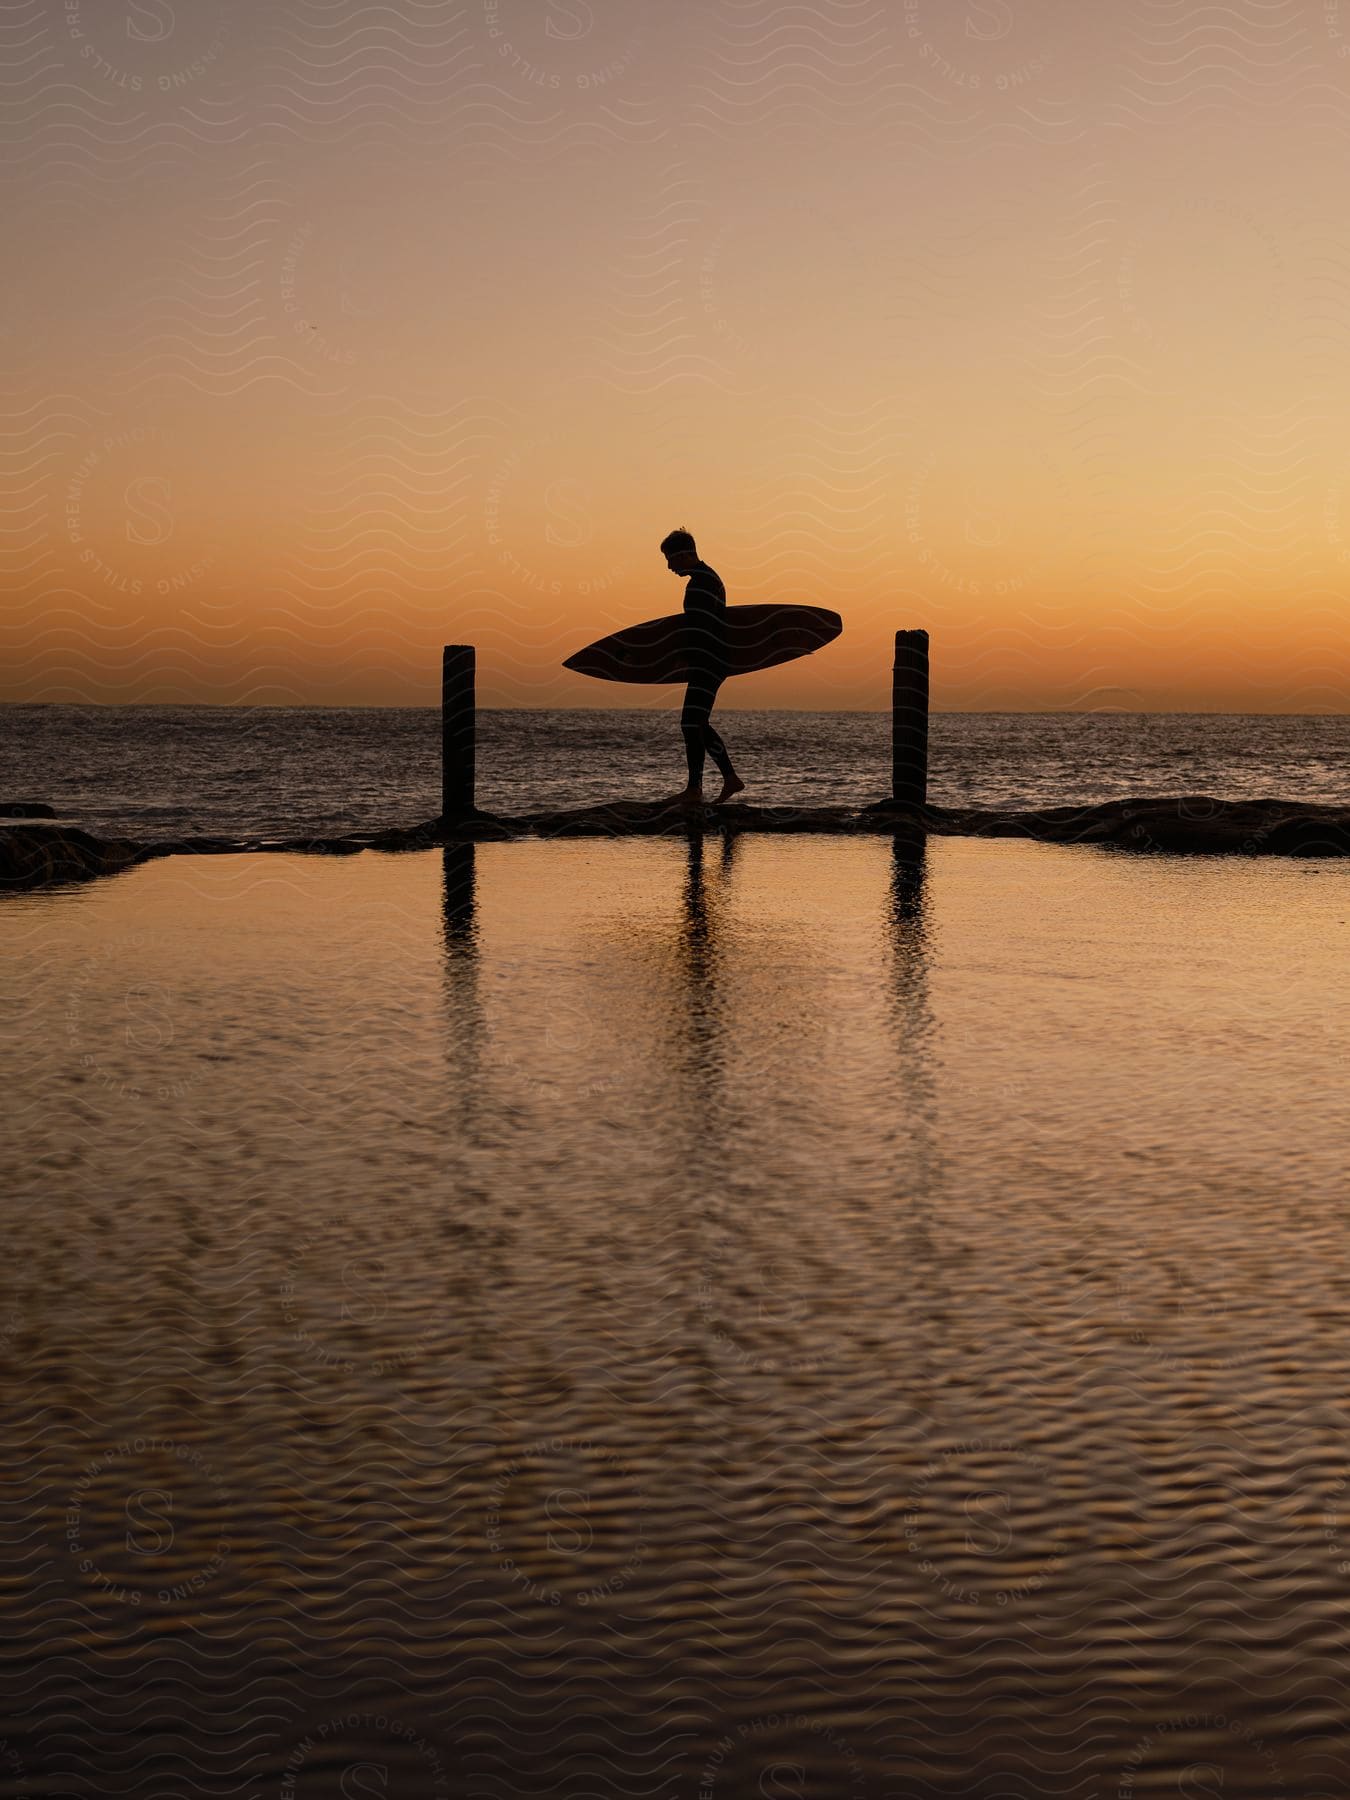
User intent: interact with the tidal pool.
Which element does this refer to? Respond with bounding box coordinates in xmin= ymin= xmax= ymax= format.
xmin=2 ymin=835 xmax=1347 ymax=1795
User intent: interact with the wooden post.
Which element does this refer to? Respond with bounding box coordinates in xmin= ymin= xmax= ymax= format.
xmin=892 ymin=629 xmax=929 ymax=808
xmin=442 ymin=645 xmax=475 ymax=817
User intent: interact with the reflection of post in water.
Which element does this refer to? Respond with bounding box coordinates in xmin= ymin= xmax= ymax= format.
xmin=439 ymin=843 xmax=488 ymax=1143
xmin=886 ymin=835 xmax=949 ymax=1393
xmin=890 ymin=825 xmax=927 ymax=927
xmin=887 ymin=834 xmax=938 ymax=1163
xmin=441 ymin=841 xmax=477 ymax=949
xmin=437 ymin=840 xmax=498 ymax=1393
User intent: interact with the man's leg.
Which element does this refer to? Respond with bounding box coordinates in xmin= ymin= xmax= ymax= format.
xmin=678 ymin=679 xmax=713 ymax=801
xmin=682 ymin=722 xmax=705 ymax=789
xmin=704 ymin=680 xmax=745 ymax=804
xmin=705 ymin=724 xmax=732 ymax=781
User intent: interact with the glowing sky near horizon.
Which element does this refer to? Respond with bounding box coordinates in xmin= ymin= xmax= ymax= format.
xmin=5 ymin=0 xmax=1350 ymax=711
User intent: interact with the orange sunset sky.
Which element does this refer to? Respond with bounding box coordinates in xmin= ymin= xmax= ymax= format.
xmin=5 ymin=0 xmax=1350 ymax=712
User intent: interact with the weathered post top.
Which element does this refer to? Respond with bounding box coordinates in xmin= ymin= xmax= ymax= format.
xmin=442 ymin=644 xmax=476 ymax=818
xmin=892 ymin=629 xmax=929 ymax=809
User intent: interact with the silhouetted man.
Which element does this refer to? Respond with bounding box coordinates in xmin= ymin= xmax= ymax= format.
xmin=661 ymin=527 xmax=744 ymax=807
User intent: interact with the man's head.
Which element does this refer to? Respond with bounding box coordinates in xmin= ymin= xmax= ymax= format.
xmin=660 ymin=527 xmax=698 ymax=574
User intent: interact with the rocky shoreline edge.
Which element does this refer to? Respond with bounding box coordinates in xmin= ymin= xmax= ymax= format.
xmin=3 ymin=794 xmax=1350 ymax=890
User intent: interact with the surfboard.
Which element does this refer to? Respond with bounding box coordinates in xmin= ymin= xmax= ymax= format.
xmin=563 ymin=604 xmax=842 ymax=685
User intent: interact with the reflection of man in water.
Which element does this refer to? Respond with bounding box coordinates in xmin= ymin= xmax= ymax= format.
xmin=661 ymin=527 xmax=745 ymax=808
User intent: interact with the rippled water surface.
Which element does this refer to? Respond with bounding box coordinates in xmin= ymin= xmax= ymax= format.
xmin=4 ymin=836 xmax=1350 ymax=1795
xmin=3 ymin=704 xmax=1347 ymax=837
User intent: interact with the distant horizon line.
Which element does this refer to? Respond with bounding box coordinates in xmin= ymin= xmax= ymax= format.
xmin=1 ymin=701 xmax=1346 ymax=719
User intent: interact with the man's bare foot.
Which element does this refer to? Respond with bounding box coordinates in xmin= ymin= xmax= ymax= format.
xmin=711 ymin=774 xmax=746 ymax=806
xmin=665 ymin=786 xmax=704 ymax=809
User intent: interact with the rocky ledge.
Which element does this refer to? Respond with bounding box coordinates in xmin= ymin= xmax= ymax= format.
xmin=4 ymin=794 xmax=1349 ymax=891
xmin=0 ymin=824 xmax=147 ymax=889
xmin=501 ymin=794 xmax=1350 ymax=856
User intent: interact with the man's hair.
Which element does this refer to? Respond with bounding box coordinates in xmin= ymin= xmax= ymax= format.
xmin=660 ymin=527 xmax=696 ymax=558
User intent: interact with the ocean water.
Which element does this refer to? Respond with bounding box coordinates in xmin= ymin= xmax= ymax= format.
xmin=3 ymin=833 xmax=1350 ymax=1795
xmin=1 ymin=704 xmax=1346 ymax=838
